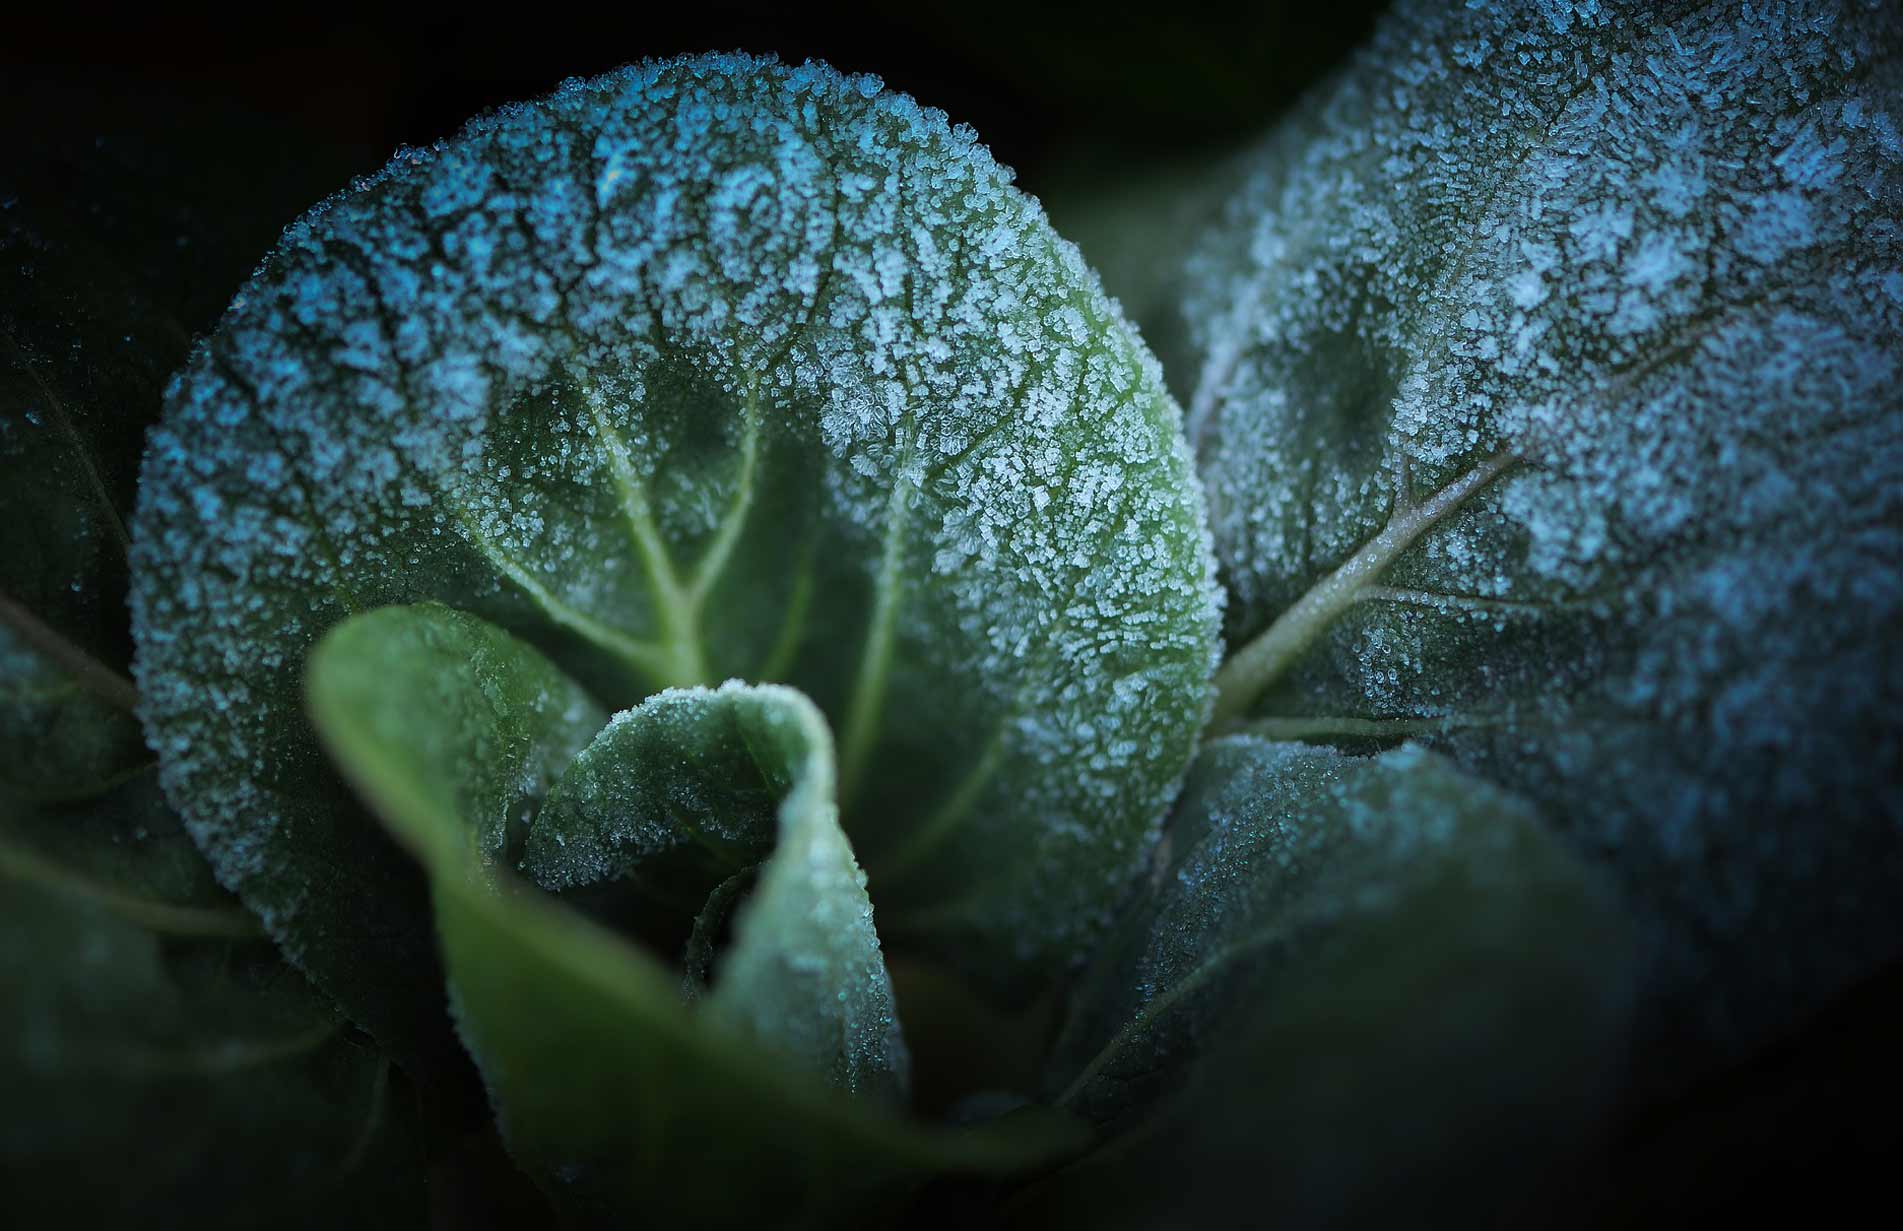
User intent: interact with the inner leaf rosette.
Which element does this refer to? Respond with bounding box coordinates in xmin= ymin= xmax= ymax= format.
xmin=129 ymin=54 xmax=1219 ymax=1061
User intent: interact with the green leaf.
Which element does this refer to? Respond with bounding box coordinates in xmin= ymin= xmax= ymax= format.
xmin=305 ymin=602 xmax=608 ymax=872
xmin=306 ymin=603 xmax=1084 ymax=1223
xmin=1 ymin=771 xmax=253 ymax=937
xmin=1171 ymin=0 xmax=1903 ymax=1066
xmin=0 ymin=350 xmax=143 ymax=797
xmin=527 ymin=688 xmax=787 ymax=917
xmin=1 ymin=776 xmax=424 ymax=1228
xmin=130 ymin=54 xmax=1220 ymax=1064
xmin=0 ymin=603 xmax=145 ymax=800
xmin=1021 ymin=735 xmax=1633 ymax=1226
xmin=680 ymin=868 xmax=754 ymax=998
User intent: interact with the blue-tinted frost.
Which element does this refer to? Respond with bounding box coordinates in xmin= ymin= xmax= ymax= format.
xmin=1184 ymin=0 xmax=1903 ymax=1068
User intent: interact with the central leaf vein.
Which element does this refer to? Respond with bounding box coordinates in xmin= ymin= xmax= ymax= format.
xmin=585 ymin=397 xmax=708 ymax=688
xmin=838 ymin=432 xmax=917 ymax=810
xmin=1211 ymin=449 xmax=1521 ymax=725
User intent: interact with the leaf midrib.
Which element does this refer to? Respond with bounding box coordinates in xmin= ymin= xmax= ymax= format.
xmin=1211 ymin=449 xmax=1520 ymax=725
xmin=0 ymin=587 xmax=140 ymax=713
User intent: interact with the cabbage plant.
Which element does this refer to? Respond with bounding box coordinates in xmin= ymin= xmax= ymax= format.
xmin=4 ymin=3 xmax=1899 ymax=1226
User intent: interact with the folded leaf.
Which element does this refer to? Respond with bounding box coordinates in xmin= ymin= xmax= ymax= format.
xmin=530 ymin=681 xmax=909 ymax=1100
xmin=306 ymin=603 xmax=1083 ymax=1222
xmin=131 ymin=55 xmax=1220 ymax=1063
xmin=1173 ymin=0 xmax=1903 ymax=1067
xmin=306 ymin=603 xmax=608 ymax=873
xmin=1024 ymin=735 xmax=1633 ymax=1226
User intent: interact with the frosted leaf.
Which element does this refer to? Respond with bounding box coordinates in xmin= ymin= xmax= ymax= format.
xmin=529 ymin=681 xmax=909 ymax=1101
xmin=129 ymin=54 xmax=1220 ymax=1056
xmin=1175 ymin=0 xmax=1903 ymax=1068
xmin=1041 ymin=152 xmax=1253 ymax=407
xmin=1026 ymin=735 xmax=1631 ymax=1226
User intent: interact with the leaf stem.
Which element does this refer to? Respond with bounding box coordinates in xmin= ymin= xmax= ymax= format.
xmin=867 ymin=728 xmax=1005 ymax=887
xmin=0 ymin=588 xmax=141 ymax=713
xmin=108 ymin=1018 xmax=340 ymax=1077
xmin=687 ymin=375 xmax=763 ymax=606
xmin=755 ymin=537 xmax=817 ymax=682
xmin=1236 ymin=714 xmax=1482 ymax=742
xmin=339 ymin=1058 xmax=392 ymax=1175
xmin=1055 ymin=927 xmax=1291 ymax=1111
xmin=453 ymin=527 xmax=685 ymax=684
xmin=1210 ymin=450 xmax=1519 ymax=726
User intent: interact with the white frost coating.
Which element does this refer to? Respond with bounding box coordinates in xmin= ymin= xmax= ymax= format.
xmin=128 ymin=54 xmax=1219 ymax=1031
xmin=1182 ymin=0 xmax=1902 ymax=1064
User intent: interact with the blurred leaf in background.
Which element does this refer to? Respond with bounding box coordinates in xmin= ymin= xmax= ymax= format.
xmin=0 ymin=82 xmax=431 ymax=1227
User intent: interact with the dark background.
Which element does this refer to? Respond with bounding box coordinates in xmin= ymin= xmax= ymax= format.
xmin=5 ymin=2 xmax=1386 ymax=206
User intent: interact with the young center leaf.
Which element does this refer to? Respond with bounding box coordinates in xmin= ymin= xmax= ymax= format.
xmin=130 ymin=55 xmax=1221 ymax=1065
xmin=1023 ymin=736 xmax=1633 ymax=1227
xmin=306 ymin=604 xmax=1083 ymax=1222
xmin=1173 ymin=0 xmax=1903 ymax=1067
xmin=528 ymin=682 xmax=909 ymax=1100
